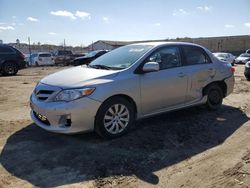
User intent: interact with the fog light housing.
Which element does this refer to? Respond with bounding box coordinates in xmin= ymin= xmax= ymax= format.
xmin=59 ymin=115 xmax=72 ymax=127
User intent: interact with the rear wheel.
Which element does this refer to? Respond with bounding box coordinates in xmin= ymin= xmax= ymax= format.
xmin=95 ymin=97 xmax=135 ymax=138
xmin=205 ymin=84 xmax=223 ymax=110
xmin=2 ymin=62 xmax=18 ymax=76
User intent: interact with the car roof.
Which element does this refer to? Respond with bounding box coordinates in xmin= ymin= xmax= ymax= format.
xmin=129 ymin=41 xmax=206 ymax=48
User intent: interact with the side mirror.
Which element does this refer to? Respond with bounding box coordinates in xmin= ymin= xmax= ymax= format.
xmin=142 ymin=62 xmax=160 ymax=73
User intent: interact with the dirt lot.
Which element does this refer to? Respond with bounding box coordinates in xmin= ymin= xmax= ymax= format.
xmin=0 ymin=65 xmax=249 ymax=188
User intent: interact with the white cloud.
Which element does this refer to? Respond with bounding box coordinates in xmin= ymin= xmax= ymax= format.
xmin=245 ymin=22 xmax=250 ymax=27
xmin=173 ymin=9 xmax=189 ymax=16
xmin=75 ymin=11 xmax=91 ymax=20
xmin=19 ymin=23 xmax=24 ymax=26
xmin=224 ymin=24 xmax=235 ymax=28
xmin=50 ymin=10 xmax=76 ymax=19
xmin=12 ymin=22 xmax=16 ymax=26
xmin=0 ymin=22 xmax=6 ymax=25
xmin=197 ymin=6 xmax=212 ymax=12
xmin=48 ymin=32 xmax=56 ymax=35
xmin=103 ymin=17 xmax=109 ymax=22
xmin=0 ymin=26 xmax=15 ymax=31
xmin=12 ymin=16 xmax=16 ymax=19
xmin=154 ymin=23 xmax=161 ymax=26
xmin=27 ymin=17 xmax=39 ymax=22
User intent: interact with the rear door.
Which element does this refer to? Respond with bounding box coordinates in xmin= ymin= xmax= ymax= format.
xmin=140 ymin=46 xmax=188 ymax=115
xmin=181 ymin=45 xmax=216 ymax=102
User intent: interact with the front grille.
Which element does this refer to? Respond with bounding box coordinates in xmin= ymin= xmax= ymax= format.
xmin=34 ymin=83 xmax=61 ymax=101
xmin=35 ymin=89 xmax=55 ymax=101
xmin=37 ymin=90 xmax=54 ymax=95
xmin=33 ymin=111 xmax=50 ymax=126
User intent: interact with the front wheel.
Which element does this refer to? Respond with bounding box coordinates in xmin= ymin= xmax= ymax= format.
xmin=205 ymin=84 xmax=223 ymax=110
xmin=95 ymin=97 xmax=135 ymax=138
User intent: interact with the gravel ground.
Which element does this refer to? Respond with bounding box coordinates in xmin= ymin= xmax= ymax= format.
xmin=0 ymin=65 xmax=249 ymax=188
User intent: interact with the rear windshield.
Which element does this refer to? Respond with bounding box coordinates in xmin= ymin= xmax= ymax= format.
xmin=214 ymin=53 xmax=227 ymax=58
xmin=57 ymin=51 xmax=72 ymax=55
xmin=39 ymin=53 xmax=51 ymax=57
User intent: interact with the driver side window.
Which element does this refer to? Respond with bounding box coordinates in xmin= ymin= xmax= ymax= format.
xmin=147 ymin=47 xmax=181 ymax=70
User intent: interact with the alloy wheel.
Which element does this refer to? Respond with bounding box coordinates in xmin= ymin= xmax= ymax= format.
xmin=103 ymin=104 xmax=130 ymax=134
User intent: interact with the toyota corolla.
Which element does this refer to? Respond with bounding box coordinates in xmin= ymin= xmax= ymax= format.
xmin=30 ymin=42 xmax=234 ymax=138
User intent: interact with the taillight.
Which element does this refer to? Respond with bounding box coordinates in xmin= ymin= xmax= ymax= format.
xmin=231 ymin=67 xmax=235 ymax=74
xmin=20 ymin=53 xmax=25 ymax=60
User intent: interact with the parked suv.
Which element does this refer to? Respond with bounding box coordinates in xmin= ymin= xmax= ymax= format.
xmin=30 ymin=42 xmax=234 ymax=138
xmin=0 ymin=45 xmax=26 ymax=75
xmin=34 ymin=52 xmax=55 ymax=66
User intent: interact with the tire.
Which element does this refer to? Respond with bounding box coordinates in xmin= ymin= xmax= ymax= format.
xmin=95 ymin=97 xmax=135 ymax=138
xmin=2 ymin=62 xmax=18 ymax=76
xmin=205 ymin=84 xmax=223 ymax=110
xmin=35 ymin=62 xmax=39 ymax=67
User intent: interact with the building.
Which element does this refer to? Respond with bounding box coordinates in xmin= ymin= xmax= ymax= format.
xmin=88 ymin=35 xmax=250 ymax=55
xmin=88 ymin=40 xmax=132 ymax=51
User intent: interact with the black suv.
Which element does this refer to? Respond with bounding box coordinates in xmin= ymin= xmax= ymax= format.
xmin=72 ymin=50 xmax=109 ymax=66
xmin=0 ymin=45 xmax=26 ymax=75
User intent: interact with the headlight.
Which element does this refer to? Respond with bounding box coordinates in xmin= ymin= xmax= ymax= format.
xmin=54 ymin=87 xmax=95 ymax=102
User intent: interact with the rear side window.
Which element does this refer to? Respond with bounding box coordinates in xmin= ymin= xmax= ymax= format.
xmin=0 ymin=46 xmax=15 ymax=53
xmin=147 ymin=46 xmax=181 ymax=70
xmin=182 ymin=45 xmax=211 ymax=65
xmin=39 ymin=53 xmax=51 ymax=57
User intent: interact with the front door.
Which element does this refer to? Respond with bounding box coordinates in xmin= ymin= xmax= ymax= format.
xmin=140 ymin=46 xmax=188 ymax=115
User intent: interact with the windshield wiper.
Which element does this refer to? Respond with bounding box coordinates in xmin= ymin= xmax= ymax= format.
xmin=88 ymin=64 xmax=113 ymax=70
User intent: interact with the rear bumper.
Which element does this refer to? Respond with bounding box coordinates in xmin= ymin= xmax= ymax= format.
xmin=224 ymin=75 xmax=235 ymax=96
xmin=18 ymin=61 xmax=27 ymax=69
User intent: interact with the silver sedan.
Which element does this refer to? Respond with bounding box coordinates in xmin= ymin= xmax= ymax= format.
xmin=30 ymin=42 xmax=235 ymax=138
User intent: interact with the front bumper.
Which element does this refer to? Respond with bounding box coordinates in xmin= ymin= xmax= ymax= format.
xmin=30 ymin=93 xmax=101 ymax=134
xmin=224 ymin=75 xmax=235 ymax=96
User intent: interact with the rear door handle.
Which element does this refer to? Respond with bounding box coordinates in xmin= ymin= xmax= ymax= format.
xmin=178 ymin=72 xmax=186 ymax=78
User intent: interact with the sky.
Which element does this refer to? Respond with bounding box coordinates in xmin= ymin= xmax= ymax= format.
xmin=0 ymin=0 xmax=250 ymax=47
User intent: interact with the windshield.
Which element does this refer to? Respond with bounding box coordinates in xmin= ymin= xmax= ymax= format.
xmin=89 ymin=45 xmax=154 ymax=69
xmin=240 ymin=53 xmax=250 ymax=57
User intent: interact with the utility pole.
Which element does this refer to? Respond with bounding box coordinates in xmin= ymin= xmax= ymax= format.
xmin=28 ymin=37 xmax=31 ymax=66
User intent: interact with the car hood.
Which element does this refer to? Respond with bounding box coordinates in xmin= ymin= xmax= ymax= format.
xmin=75 ymin=56 xmax=93 ymax=60
xmin=40 ymin=66 xmax=119 ymax=88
